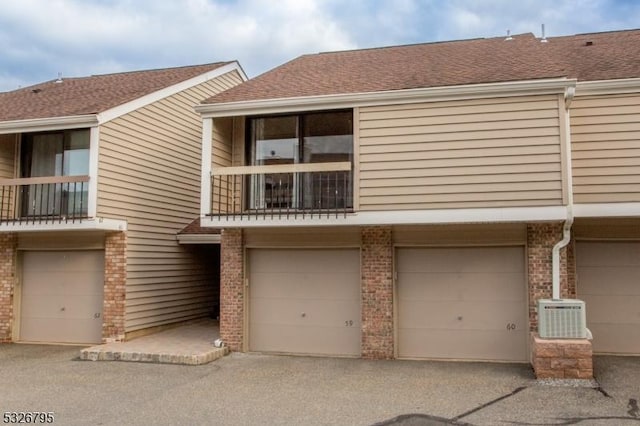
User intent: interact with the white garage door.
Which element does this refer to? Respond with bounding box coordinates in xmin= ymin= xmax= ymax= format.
xmin=249 ymin=249 xmax=360 ymax=356
xmin=576 ymin=241 xmax=640 ymax=354
xmin=397 ymin=246 xmax=527 ymax=362
xmin=20 ymin=250 xmax=105 ymax=344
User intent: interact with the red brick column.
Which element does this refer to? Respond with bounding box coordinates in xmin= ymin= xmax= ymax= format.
xmin=220 ymin=228 xmax=244 ymax=352
xmin=527 ymin=223 xmax=571 ymax=331
xmin=0 ymin=233 xmax=17 ymax=342
xmin=527 ymin=224 xmax=591 ymax=379
xmin=104 ymin=232 xmax=126 ymax=342
xmin=361 ymin=226 xmax=394 ymax=359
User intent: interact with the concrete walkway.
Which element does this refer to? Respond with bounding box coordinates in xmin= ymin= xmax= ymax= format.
xmin=79 ymin=319 xmax=226 ymax=365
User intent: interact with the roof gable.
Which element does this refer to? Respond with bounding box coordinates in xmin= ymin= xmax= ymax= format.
xmin=0 ymin=62 xmax=234 ymax=122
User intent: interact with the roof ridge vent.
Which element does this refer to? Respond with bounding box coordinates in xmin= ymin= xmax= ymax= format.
xmin=55 ymin=72 xmax=63 ymax=83
xmin=541 ymin=24 xmax=548 ymax=43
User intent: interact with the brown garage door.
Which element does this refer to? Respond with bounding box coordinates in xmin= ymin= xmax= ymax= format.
xmin=397 ymin=246 xmax=527 ymax=361
xmin=249 ymin=248 xmax=360 ymax=356
xmin=20 ymin=250 xmax=105 ymax=344
xmin=576 ymin=241 xmax=640 ymax=354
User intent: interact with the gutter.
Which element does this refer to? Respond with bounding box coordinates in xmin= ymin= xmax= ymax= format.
xmin=551 ymin=86 xmax=576 ymax=300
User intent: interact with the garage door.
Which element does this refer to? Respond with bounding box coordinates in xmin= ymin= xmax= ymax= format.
xmin=20 ymin=250 xmax=105 ymax=344
xmin=249 ymin=249 xmax=360 ymax=356
xmin=576 ymin=241 xmax=640 ymax=354
xmin=397 ymin=246 xmax=527 ymax=361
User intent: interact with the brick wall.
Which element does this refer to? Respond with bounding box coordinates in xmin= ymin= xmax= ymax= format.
xmin=220 ymin=228 xmax=244 ymax=352
xmin=527 ymin=223 xmax=571 ymax=331
xmin=103 ymin=231 xmax=126 ymax=342
xmin=0 ymin=233 xmax=17 ymax=342
xmin=361 ymin=226 xmax=394 ymax=359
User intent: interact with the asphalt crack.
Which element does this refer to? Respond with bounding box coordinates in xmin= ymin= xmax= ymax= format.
xmin=450 ymin=386 xmax=528 ymax=423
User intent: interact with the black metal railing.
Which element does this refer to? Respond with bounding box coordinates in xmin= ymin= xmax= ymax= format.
xmin=0 ymin=176 xmax=90 ymax=225
xmin=209 ymin=162 xmax=353 ymax=220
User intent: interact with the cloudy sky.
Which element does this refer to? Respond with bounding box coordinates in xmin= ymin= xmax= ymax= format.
xmin=1 ymin=0 xmax=639 ymax=92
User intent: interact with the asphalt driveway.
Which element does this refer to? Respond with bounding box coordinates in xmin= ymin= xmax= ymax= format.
xmin=0 ymin=344 xmax=638 ymax=425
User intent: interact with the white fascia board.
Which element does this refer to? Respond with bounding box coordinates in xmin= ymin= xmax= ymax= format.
xmin=0 ymin=217 xmax=127 ymax=233
xmin=573 ymin=203 xmax=640 ymax=218
xmin=200 ymin=118 xmax=213 ymax=216
xmin=576 ymin=78 xmax=640 ymax=96
xmin=176 ymin=233 xmax=221 ymax=244
xmin=97 ymin=61 xmax=247 ymax=124
xmin=0 ymin=115 xmax=99 ymax=134
xmin=88 ymin=126 xmax=100 ymax=218
xmin=200 ymin=206 xmax=568 ymax=228
xmin=196 ymin=78 xmax=576 ymax=118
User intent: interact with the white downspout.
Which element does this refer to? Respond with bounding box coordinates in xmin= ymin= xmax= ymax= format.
xmin=551 ymin=210 xmax=573 ymax=299
xmin=552 ymin=86 xmax=575 ymax=300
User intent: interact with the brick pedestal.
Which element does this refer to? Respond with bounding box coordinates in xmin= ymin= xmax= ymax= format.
xmin=220 ymin=228 xmax=244 ymax=352
xmin=361 ymin=226 xmax=393 ymax=359
xmin=531 ymin=333 xmax=593 ymax=379
xmin=103 ymin=232 xmax=126 ymax=342
xmin=0 ymin=233 xmax=17 ymax=342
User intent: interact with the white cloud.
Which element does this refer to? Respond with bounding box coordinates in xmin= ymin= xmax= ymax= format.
xmin=0 ymin=0 xmax=639 ymax=91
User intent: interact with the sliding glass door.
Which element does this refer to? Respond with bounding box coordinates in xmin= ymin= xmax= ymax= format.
xmin=248 ymin=111 xmax=353 ymax=211
xmin=20 ymin=129 xmax=89 ymax=217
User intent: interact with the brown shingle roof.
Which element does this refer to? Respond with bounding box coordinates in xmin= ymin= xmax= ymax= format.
xmin=0 ymin=62 xmax=232 ymax=122
xmin=178 ymin=217 xmax=222 ymax=235
xmin=543 ymin=29 xmax=640 ymax=81
xmin=205 ymin=29 xmax=640 ymax=105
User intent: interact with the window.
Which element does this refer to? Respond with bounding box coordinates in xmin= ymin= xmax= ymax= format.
xmin=248 ymin=111 xmax=353 ymax=210
xmin=20 ymin=129 xmax=90 ymax=217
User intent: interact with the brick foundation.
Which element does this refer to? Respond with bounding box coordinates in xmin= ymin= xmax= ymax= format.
xmin=531 ymin=333 xmax=593 ymax=379
xmin=361 ymin=226 xmax=393 ymax=359
xmin=0 ymin=233 xmax=17 ymax=342
xmin=220 ymin=228 xmax=244 ymax=352
xmin=103 ymin=232 xmax=126 ymax=342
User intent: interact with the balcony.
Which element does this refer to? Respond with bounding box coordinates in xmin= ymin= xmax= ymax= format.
xmin=0 ymin=175 xmax=90 ymax=225
xmin=208 ymin=162 xmax=353 ymax=221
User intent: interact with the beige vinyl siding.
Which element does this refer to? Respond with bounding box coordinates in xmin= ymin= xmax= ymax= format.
xmin=0 ymin=134 xmax=17 ymax=215
xmin=573 ymin=218 xmax=640 ymax=240
xmin=393 ymin=223 xmax=527 ymax=246
xmin=211 ymin=116 xmax=245 ymax=213
xmin=0 ymin=134 xmax=16 ymax=178
xmin=571 ymin=94 xmax=640 ymax=203
xmin=98 ymin=70 xmax=243 ymax=332
xmin=211 ymin=117 xmax=234 ymax=213
xmin=358 ymin=95 xmax=564 ymax=210
xmin=17 ymin=231 xmax=105 ymax=250
xmin=244 ymin=227 xmax=361 ymax=247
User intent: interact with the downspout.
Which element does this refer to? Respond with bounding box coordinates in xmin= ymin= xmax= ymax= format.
xmin=551 ymin=86 xmax=575 ymax=300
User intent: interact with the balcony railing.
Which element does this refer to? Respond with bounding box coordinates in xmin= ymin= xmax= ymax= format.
xmin=0 ymin=175 xmax=90 ymax=225
xmin=209 ymin=162 xmax=353 ymax=220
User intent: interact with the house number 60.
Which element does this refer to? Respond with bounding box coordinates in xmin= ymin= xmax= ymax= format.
xmin=506 ymin=323 xmax=516 ymax=331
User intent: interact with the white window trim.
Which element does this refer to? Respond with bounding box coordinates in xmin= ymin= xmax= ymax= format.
xmin=88 ymin=126 xmax=100 ymax=218
xmin=200 ymin=118 xmax=213 ymax=217
xmin=0 ymin=115 xmax=98 ymax=134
